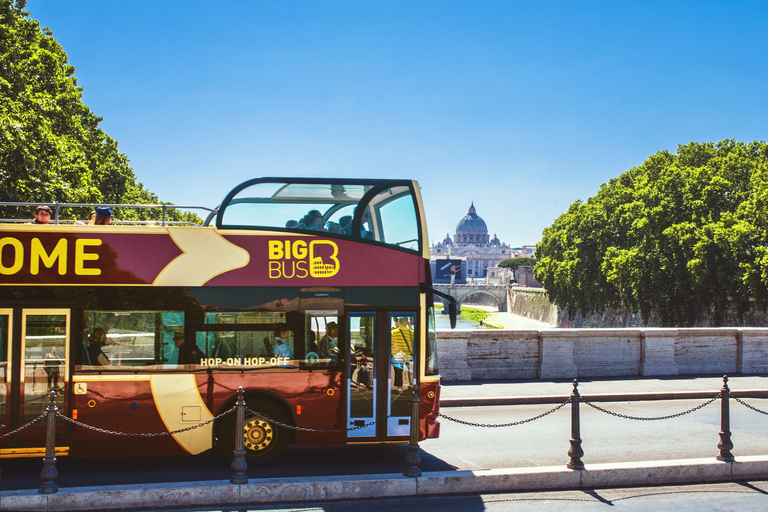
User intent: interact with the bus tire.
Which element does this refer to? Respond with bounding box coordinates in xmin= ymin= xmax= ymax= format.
xmin=216 ymin=400 xmax=291 ymax=461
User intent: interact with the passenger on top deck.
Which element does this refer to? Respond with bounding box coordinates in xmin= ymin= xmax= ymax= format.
xmin=29 ymin=205 xmax=52 ymax=224
xmin=90 ymin=207 xmax=113 ymax=225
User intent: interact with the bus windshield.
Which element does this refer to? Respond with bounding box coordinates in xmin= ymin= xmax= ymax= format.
xmin=215 ymin=178 xmax=422 ymax=252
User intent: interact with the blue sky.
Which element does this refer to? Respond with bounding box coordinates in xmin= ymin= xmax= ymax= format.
xmin=27 ymin=1 xmax=768 ymax=248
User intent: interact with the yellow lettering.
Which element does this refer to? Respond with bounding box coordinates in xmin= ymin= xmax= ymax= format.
xmin=284 ymin=240 xmax=291 ymax=259
xmin=268 ymin=240 xmax=283 ymax=259
xmin=296 ymin=260 xmax=308 ymax=278
xmin=309 ymin=240 xmax=340 ymax=278
xmin=269 ymin=261 xmax=281 ymax=278
xmin=258 ymin=357 xmax=266 ymax=365
xmin=270 ymin=358 xmax=277 ymax=366
xmin=293 ymin=240 xmax=307 ymax=259
xmin=75 ymin=239 xmax=102 ymax=276
xmin=30 ymin=238 xmax=67 ymax=275
xmin=0 ymin=237 xmax=23 ymax=275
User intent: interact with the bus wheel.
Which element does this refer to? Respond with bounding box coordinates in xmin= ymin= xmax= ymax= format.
xmin=217 ymin=401 xmax=290 ymax=461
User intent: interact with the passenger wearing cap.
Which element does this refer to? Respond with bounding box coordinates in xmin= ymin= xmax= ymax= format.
xmin=173 ymin=327 xmax=205 ymax=365
xmin=90 ymin=206 xmax=113 ymax=226
xmin=30 ymin=205 xmax=52 ymax=225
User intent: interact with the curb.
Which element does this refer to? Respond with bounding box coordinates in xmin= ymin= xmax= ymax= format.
xmin=440 ymin=389 xmax=768 ymax=407
xmin=3 ymin=456 xmax=767 ymax=511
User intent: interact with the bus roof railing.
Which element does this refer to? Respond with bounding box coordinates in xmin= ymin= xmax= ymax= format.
xmin=0 ymin=202 xmax=217 ymax=227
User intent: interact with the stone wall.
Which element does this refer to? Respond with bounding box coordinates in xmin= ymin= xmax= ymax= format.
xmin=436 ymin=328 xmax=768 ymax=381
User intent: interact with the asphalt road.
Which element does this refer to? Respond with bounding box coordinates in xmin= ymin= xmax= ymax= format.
xmin=2 ymin=398 xmax=767 ymax=492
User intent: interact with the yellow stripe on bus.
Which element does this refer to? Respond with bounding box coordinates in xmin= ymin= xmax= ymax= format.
xmin=149 ymin=374 xmax=214 ymax=455
xmin=0 ymin=447 xmax=69 ymax=457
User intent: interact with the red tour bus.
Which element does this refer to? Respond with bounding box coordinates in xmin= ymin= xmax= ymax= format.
xmin=0 ymin=177 xmax=456 ymax=459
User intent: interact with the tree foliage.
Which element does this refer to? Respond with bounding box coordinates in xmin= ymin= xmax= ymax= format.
xmin=0 ymin=0 xmax=198 ymax=222
xmin=498 ymin=257 xmax=536 ymax=270
xmin=534 ymin=140 xmax=768 ymax=326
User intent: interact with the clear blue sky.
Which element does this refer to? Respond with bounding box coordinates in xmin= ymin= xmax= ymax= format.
xmin=27 ymin=1 xmax=768 ymax=248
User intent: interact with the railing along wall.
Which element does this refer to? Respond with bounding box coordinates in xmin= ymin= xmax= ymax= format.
xmin=436 ymin=327 xmax=768 ymax=381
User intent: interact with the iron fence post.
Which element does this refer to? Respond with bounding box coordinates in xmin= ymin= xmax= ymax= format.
xmin=39 ymin=391 xmax=59 ymax=494
xmin=230 ymin=386 xmax=248 ymax=484
xmin=404 ymin=385 xmax=422 ymax=477
xmin=567 ymin=379 xmax=585 ymax=470
xmin=716 ymin=375 xmax=734 ymax=462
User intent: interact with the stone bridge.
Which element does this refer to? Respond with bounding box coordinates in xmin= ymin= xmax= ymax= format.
xmin=432 ymin=284 xmax=508 ymax=312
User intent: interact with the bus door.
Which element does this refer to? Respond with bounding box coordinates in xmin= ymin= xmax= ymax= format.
xmin=346 ymin=311 xmax=417 ymax=441
xmin=0 ymin=309 xmax=70 ymax=456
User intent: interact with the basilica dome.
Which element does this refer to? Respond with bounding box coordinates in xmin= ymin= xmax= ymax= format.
xmin=454 ymin=203 xmax=489 ymax=244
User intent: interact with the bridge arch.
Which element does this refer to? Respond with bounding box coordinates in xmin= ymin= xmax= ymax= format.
xmin=432 ymin=284 xmax=508 ymax=313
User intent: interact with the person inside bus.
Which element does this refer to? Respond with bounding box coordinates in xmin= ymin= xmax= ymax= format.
xmin=273 ymin=328 xmax=294 ymax=359
xmin=339 ymin=215 xmax=352 ymax=235
xmin=318 ymin=322 xmax=339 ymax=365
xmin=90 ymin=207 xmax=112 ymax=225
xmin=391 ymin=317 xmax=414 ymax=391
xmin=353 ymin=207 xmax=374 ymax=239
xmin=298 ymin=210 xmax=326 ymax=231
xmin=87 ymin=327 xmax=111 ymax=366
xmin=285 ymin=220 xmax=298 ymax=229
xmin=173 ymin=327 xmax=205 ymax=365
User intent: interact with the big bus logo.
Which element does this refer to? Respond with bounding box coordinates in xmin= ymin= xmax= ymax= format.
xmin=268 ymin=240 xmax=340 ymax=279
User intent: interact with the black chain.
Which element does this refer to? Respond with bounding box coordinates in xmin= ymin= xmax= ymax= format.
xmin=55 ymin=406 xmax=236 ymax=437
xmin=733 ymin=396 xmax=768 ymax=415
xmin=582 ymin=394 xmax=720 ymax=420
xmin=0 ymin=413 xmax=46 ymax=439
xmin=418 ymin=399 xmax=571 ymax=427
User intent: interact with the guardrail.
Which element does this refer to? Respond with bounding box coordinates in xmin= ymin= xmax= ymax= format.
xmin=3 ymin=376 xmax=766 ymax=493
xmin=0 ymin=201 xmax=217 ymax=226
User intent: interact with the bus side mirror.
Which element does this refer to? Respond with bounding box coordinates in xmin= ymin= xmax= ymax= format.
xmin=449 ymin=302 xmax=457 ymax=329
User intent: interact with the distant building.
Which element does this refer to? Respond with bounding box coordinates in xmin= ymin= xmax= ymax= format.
xmin=430 ymin=203 xmax=513 ymax=279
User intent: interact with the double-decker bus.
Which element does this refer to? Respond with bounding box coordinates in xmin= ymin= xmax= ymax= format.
xmin=0 ymin=178 xmax=456 ymax=460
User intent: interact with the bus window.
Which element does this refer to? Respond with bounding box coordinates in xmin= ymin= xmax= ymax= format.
xmin=361 ymin=186 xmax=419 ymax=250
xmin=199 ymin=311 xmax=298 ymax=369
xmin=390 ymin=314 xmax=415 ymax=392
xmin=79 ymin=311 xmax=185 ymax=369
xmin=23 ymin=313 xmax=68 ymax=422
xmin=0 ymin=312 xmax=9 ymax=428
xmin=425 ymin=306 xmax=439 ymax=375
xmin=304 ymin=313 xmax=340 ymax=370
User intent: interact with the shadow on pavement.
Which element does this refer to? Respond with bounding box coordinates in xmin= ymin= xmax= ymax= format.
xmin=0 ymin=444 xmax=457 ymax=492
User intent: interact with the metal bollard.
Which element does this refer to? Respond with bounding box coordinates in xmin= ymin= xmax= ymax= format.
xmin=716 ymin=375 xmax=734 ymax=462
xmin=39 ymin=391 xmax=59 ymax=494
xmin=230 ymin=386 xmax=248 ymax=484
xmin=404 ymin=385 xmax=422 ymax=477
xmin=566 ymin=379 xmax=585 ymax=470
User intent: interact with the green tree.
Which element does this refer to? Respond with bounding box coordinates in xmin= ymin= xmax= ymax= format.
xmin=0 ymin=0 xmax=198 ymax=223
xmin=535 ymin=140 xmax=768 ymax=326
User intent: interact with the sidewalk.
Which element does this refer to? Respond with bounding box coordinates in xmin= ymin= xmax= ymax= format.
xmin=440 ymin=374 xmax=768 ymax=406
xmin=3 ymin=374 xmax=767 ymax=511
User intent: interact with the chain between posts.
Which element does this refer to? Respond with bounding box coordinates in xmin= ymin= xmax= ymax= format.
xmin=56 ymin=406 xmax=236 ymax=437
xmin=732 ymin=396 xmax=768 ymax=415
xmin=0 ymin=413 xmax=46 ymax=439
xmin=418 ymin=399 xmax=571 ymax=427
xmin=582 ymin=394 xmax=721 ymax=420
